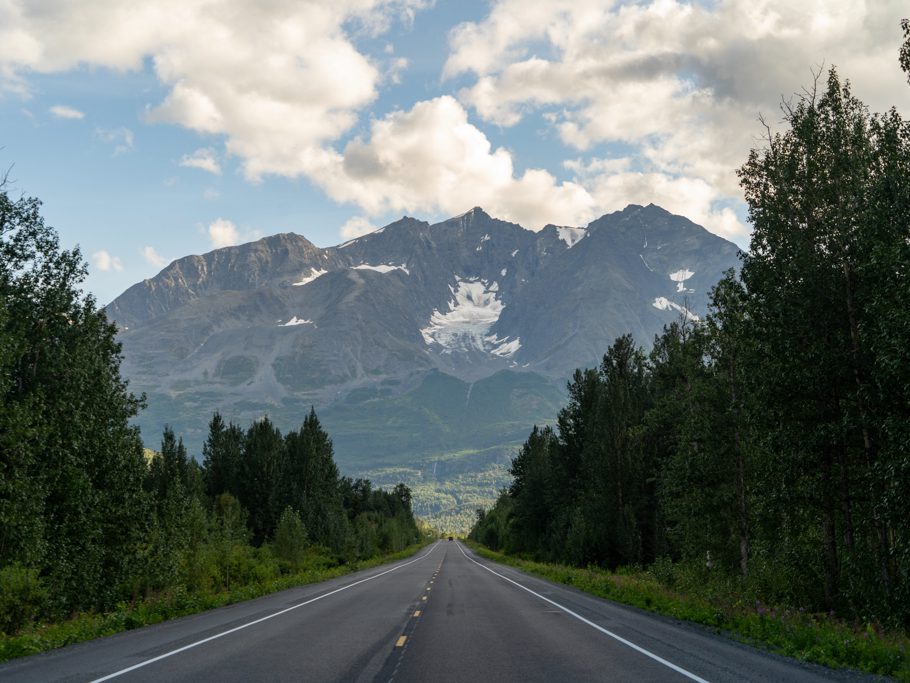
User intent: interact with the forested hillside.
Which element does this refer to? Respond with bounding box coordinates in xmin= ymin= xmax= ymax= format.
xmin=472 ymin=47 xmax=910 ymax=628
xmin=0 ymin=189 xmax=421 ymax=638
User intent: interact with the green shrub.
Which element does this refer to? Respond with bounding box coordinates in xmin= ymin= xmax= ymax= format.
xmin=0 ymin=564 xmax=47 ymax=635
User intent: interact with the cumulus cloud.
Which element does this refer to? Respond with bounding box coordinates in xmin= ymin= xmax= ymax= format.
xmin=49 ymin=104 xmax=84 ymax=119
xmin=5 ymin=0 xmax=907 ymax=246
xmin=444 ymin=0 xmax=910 ymax=237
xmin=340 ymin=216 xmax=378 ymax=240
xmin=207 ymin=218 xmax=240 ymax=248
xmin=92 ymin=250 xmax=123 ymax=272
xmin=94 ymin=127 xmax=134 ymax=155
xmin=0 ymin=0 xmax=428 ymax=182
xmin=142 ymin=246 xmax=168 ymax=268
xmin=320 ymin=96 xmax=594 ymax=229
xmin=180 ymin=147 xmax=221 ymax=175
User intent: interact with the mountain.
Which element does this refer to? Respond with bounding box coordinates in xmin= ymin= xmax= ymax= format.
xmin=107 ymin=204 xmax=742 ymax=530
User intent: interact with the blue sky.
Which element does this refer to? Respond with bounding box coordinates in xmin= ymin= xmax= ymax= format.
xmin=2 ymin=0 xmax=908 ymax=304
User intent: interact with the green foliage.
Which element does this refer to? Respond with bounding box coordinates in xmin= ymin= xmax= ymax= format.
xmin=472 ymin=29 xmax=910 ymax=641
xmin=0 ymin=208 xmax=422 ymax=648
xmin=0 ymin=185 xmax=150 ymax=617
xmin=0 ymin=541 xmax=429 ymax=664
xmin=273 ymin=507 xmax=308 ymax=570
xmin=0 ymin=565 xmax=47 ymax=635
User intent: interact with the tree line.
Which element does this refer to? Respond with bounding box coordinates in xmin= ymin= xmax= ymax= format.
xmin=472 ymin=38 xmax=910 ymax=628
xmin=0 ymin=187 xmax=420 ymax=633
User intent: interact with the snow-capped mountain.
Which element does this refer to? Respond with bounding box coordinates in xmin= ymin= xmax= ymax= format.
xmin=107 ymin=203 xmax=740 ymax=483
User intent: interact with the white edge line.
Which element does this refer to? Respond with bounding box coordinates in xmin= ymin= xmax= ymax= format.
xmin=457 ymin=543 xmax=709 ymax=683
xmin=91 ymin=542 xmax=441 ymax=682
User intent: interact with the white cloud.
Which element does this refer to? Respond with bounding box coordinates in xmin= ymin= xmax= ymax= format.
xmin=321 ymin=96 xmax=594 ymax=229
xmin=180 ymin=147 xmax=221 ymax=175
xmin=142 ymin=246 xmax=168 ymax=268
xmin=207 ymin=218 xmax=240 ymax=248
xmin=0 ymin=0 xmax=428 ymax=182
xmin=94 ymin=127 xmax=134 ymax=155
xmin=5 ymin=0 xmax=907 ymax=247
xmin=203 ymin=188 xmax=220 ymax=200
xmin=92 ymin=250 xmax=123 ymax=272
xmin=49 ymin=104 xmax=84 ymax=119
xmin=444 ymin=0 xmax=910 ymax=239
xmin=319 ymin=96 xmax=748 ymax=237
xmin=340 ymin=216 xmax=377 ymax=240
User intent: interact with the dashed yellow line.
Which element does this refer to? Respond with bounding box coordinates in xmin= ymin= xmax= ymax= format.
xmin=396 ymin=635 xmax=407 ymax=647
xmin=421 ymin=596 xmax=427 ymax=602
xmin=413 ymin=610 xmax=421 ymax=617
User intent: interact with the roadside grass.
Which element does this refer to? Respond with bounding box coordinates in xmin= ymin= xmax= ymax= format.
xmin=467 ymin=542 xmax=910 ymax=680
xmin=0 ymin=542 xmax=429 ymax=664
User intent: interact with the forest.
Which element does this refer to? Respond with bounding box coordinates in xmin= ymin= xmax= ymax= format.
xmin=472 ymin=44 xmax=910 ymax=629
xmin=0 ymin=189 xmax=422 ymax=638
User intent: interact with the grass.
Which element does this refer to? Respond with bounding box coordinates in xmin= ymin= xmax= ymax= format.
xmin=0 ymin=542 xmax=430 ymax=664
xmin=467 ymin=542 xmax=910 ymax=680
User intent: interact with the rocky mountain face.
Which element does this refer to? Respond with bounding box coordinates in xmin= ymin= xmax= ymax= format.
xmin=108 ymin=203 xmax=741 ymax=530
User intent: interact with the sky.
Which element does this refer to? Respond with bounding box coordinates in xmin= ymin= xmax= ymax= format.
xmin=2 ymin=0 xmax=908 ymax=304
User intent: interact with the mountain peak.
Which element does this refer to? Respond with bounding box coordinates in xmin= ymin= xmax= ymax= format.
xmin=452 ymin=206 xmax=490 ymax=221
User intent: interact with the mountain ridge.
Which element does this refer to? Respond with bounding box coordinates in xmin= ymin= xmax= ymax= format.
xmin=107 ymin=203 xmax=742 ymax=529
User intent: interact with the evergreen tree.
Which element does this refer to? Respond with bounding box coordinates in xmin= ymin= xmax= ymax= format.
xmin=202 ymin=412 xmax=243 ymax=498
xmin=240 ymin=417 xmax=285 ymax=545
xmin=289 ymin=408 xmax=346 ymax=549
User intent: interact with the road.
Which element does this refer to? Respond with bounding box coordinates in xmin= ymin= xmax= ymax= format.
xmin=0 ymin=541 xmax=883 ymax=682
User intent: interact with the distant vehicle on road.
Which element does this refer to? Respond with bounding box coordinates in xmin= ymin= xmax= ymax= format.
xmin=448 ymin=536 xmax=453 ymax=541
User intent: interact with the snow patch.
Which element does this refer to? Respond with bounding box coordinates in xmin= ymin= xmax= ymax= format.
xmin=500 ymin=268 xmax=507 ymax=277
xmin=669 ymin=268 xmax=695 ymax=293
xmin=511 ymin=249 xmax=519 ymax=257
xmin=669 ymin=269 xmax=694 ymax=282
xmin=292 ymin=268 xmax=327 ymax=286
xmin=281 ymin=316 xmax=313 ymax=327
xmin=352 ymin=264 xmax=409 ymax=275
xmin=487 ymin=335 xmax=522 ymax=358
xmin=640 ymin=254 xmax=654 ymax=272
xmin=481 ymin=234 xmax=491 ymax=242
xmin=420 ymin=278 xmax=509 ymax=354
xmin=652 ymin=297 xmax=700 ymax=322
xmin=555 ymin=226 xmax=586 ymax=248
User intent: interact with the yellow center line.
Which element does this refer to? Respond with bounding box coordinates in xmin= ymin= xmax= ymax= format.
xmin=421 ymin=596 xmax=427 ymax=601
xmin=413 ymin=610 xmax=421 ymax=617
xmin=396 ymin=636 xmax=407 ymax=647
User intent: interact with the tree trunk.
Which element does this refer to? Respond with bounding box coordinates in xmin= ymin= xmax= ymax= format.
xmin=821 ymin=454 xmax=840 ymax=611
xmin=842 ymin=261 xmax=890 ymax=587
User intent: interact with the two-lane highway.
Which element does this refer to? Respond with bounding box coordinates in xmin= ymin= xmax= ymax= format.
xmin=0 ymin=541 xmax=882 ymax=682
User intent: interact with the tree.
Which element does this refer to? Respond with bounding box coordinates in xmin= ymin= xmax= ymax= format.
xmin=273 ymin=507 xmax=308 ymax=571
xmin=240 ymin=417 xmax=285 ymax=545
xmin=202 ymin=412 xmax=243 ymax=498
xmin=286 ymin=408 xmax=346 ymax=549
xmin=0 ymin=185 xmax=149 ymax=615
xmin=738 ymin=64 xmax=908 ymax=616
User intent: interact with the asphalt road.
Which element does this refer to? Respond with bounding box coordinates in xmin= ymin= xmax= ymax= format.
xmin=0 ymin=541 xmax=886 ymax=682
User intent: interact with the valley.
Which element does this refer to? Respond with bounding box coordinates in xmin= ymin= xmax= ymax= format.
xmin=108 ymin=204 xmax=741 ymax=530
